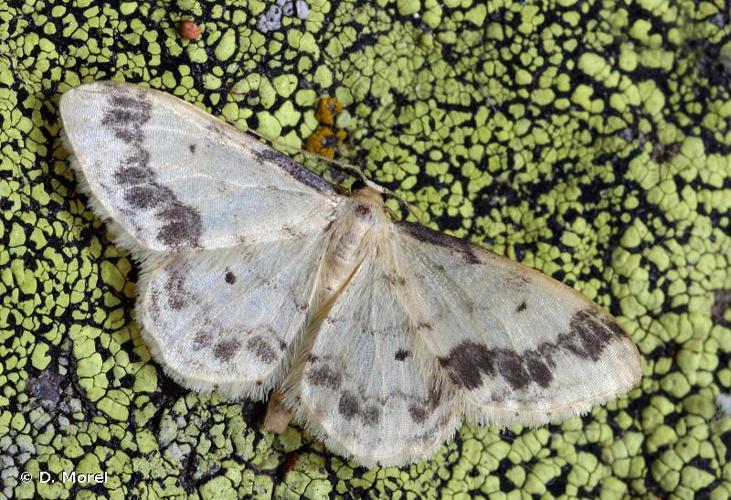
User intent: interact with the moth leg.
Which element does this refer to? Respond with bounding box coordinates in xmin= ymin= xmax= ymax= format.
xmin=264 ymin=389 xmax=294 ymax=433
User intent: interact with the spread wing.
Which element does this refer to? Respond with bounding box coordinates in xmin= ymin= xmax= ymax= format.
xmin=283 ymin=232 xmax=461 ymax=467
xmin=138 ymin=233 xmax=329 ymax=399
xmin=392 ymin=222 xmax=642 ymax=426
xmin=281 ymin=215 xmax=640 ymax=467
xmin=60 ymin=81 xmax=342 ymax=399
xmin=60 ymin=81 xmax=339 ymax=252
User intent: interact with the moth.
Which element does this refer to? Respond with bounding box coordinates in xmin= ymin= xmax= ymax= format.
xmin=60 ymin=81 xmax=642 ymax=467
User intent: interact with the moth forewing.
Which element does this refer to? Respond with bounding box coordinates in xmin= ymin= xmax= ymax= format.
xmin=60 ymin=81 xmax=642 ymax=468
xmin=392 ymin=223 xmax=642 ymax=428
xmin=59 ymin=81 xmax=341 ymax=252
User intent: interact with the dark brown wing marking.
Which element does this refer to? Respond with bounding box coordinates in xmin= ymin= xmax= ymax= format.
xmin=253 ymin=148 xmax=337 ymax=196
xmin=438 ymin=308 xmax=629 ymax=391
xmin=396 ymin=221 xmax=482 ymax=265
xmin=100 ymin=88 xmax=203 ymax=249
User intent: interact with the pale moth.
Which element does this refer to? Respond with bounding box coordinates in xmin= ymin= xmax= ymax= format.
xmin=60 ymin=81 xmax=642 ymax=468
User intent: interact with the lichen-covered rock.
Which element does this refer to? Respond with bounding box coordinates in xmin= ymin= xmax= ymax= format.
xmin=0 ymin=0 xmax=729 ymax=498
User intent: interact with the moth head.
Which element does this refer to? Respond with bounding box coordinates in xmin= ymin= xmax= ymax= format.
xmin=351 ymin=181 xmax=407 ymax=222
xmin=352 ymin=183 xmax=384 ymax=206
xmin=348 ymin=185 xmax=386 ymax=223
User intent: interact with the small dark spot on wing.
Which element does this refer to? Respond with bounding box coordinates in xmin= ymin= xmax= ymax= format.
xmin=516 ymin=301 xmax=527 ymax=312
xmin=156 ymin=201 xmax=203 ymax=249
xmin=189 ymin=144 xmax=196 ymax=154
xmin=246 ymin=337 xmax=277 ymax=363
xmin=164 ymin=272 xmax=189 ymax=310
xmin=214 ymin=339 xmax=241 ymax=362
xmin=394 ymin=349 xmax=409 ymax=361
xmin=439 ymin=341 xmax=495 ymax=390
xmin=408 ymin=404 xmax=427 ymax=424
xmin=338 ymin=391 xmax=360 ymax=420
xmin=192 ymin=330 xmax=211 ymax=349
xmin=225 ymin=270 xmax=236 ymax=284
xmin=282 ymin=225 xmax=301 ymax=238
xmin=387 ymin=274 xmax=407 ymax=287
xmin=463 ymin=247 xmax=480 ymax=264
xmin=363 ymin=405 xmax=381 ymax=426
xmin=124 ymin=184 xmax=171 ymax=209
xmin=307 ymin=364 xmax=342 ymax=389
xmin=506 ymin=272 xmax=530 ymax=289
xmin=464 ymin=298 xmax=476 ymax=314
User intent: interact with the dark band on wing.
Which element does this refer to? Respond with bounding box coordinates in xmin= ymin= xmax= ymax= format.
xmin=438 ymin=308 xmax=629 ymax=393
xmin=254 ymin=149 xmax=337 ymax=196
xmin=100 ymin=87 xmax=203 ymax=250
xmin=396 ymin=221 xmax=482 ymax=265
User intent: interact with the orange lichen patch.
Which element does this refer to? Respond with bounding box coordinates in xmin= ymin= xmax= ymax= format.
xmin=306 ymin=126 xmax=347 ymax=158
xmin=178 ymin=20 xmax=202 ymax=41
xmin=308 ymin=96 xmax=347 ymax=158
xmin=315 ymin=97 xmax=343 ymax=126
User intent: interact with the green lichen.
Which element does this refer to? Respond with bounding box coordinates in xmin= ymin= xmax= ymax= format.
xmin=1 ymin=0 xmax=730 ymax=498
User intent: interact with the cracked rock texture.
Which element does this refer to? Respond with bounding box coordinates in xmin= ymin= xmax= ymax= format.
xmin=1 ymin=0 xmax=730 ymax=498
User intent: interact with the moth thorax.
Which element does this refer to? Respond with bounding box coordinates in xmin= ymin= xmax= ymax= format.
xmin=352 ymin=184 xmax=385 ymax=207
xmin=316 ymin=192 xmax=385 ymax=307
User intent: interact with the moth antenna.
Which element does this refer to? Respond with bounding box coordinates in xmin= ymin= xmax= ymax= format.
xmin=384 ymin=189 xmax=412 ymax=219
xmin=244 ymin=128 xmax=367 ymax=179
xmin=383 ymin=194 xmax=412 ymax=222
xmin=244 ymin=128 xmax=414 ymax=217
xmin=383 ymin=204 xmax=401 ymax=221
